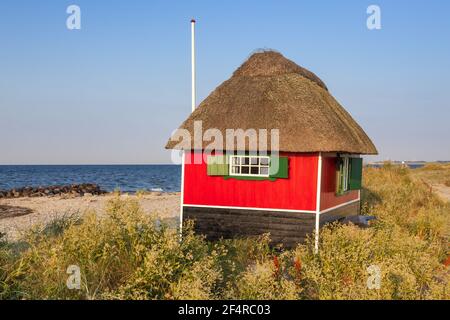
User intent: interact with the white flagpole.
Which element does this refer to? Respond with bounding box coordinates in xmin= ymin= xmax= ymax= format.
xmin=180 ymin=19 xmax=197 ymax=238
xmin=191 ymin=19 xmax=196 ymax=112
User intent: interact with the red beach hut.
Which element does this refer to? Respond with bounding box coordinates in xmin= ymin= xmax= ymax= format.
xmin=166 ymin=50 xmax=377 ymax=248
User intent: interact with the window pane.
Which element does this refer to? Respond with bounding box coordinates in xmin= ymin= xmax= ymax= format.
xmin=228 ymin=156 xmax=272 ymax=177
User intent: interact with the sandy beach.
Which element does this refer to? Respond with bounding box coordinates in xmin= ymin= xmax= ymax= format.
xmin=0 ymin=192 xmax=180 ymax=240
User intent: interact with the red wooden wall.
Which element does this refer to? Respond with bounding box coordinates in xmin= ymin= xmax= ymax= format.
xmin=320 ymin=155 xmax=359 ymax=211
xmin=183 ymin=151 xmax=319 ymax=212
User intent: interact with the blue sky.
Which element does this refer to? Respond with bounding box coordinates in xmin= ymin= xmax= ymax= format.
xmin=0 ymin=0 xmax=449 ymax=164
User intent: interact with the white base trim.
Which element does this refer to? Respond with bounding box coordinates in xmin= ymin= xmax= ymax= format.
xmin=314 ymin=153 xmax=323 ymax=253
xmin=179 ymin=152 xmax=185 ymax=237
xmin=183 ymin=204 xmax=316 ymax=214
xmin=182 ymin=198 xmax=361 ymax=215
xmin=319 ymin=198 xmax=360 ymax=215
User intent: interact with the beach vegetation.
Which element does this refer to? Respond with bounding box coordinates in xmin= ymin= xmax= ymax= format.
xmin=0 ymin=165 xmax=448 ymax=300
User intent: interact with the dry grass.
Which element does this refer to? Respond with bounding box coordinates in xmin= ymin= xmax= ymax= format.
xmin=293 ymin=164 xmax=449 ymax=299
xmin=0 ymin=166 xmax=448 ymax=300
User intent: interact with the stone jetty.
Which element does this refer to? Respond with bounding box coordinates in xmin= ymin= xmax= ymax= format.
xmin=0 ymin=184 xmax=107 ymax=199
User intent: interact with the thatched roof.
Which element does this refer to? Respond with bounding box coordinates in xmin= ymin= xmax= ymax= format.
xmin=166 ymin=50 xmax=377 ymax=155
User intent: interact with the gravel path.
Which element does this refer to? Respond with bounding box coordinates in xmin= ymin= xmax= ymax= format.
xmin=432 ymin=184 xmax=450 ymax=202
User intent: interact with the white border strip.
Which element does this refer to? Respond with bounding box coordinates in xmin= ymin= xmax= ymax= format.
xmin=319 ymin=198 xmax=360 ymax=215
xmin=181 ymin=198 xmax=360 ymax=215
xmin=183 ymin=197 xmax=360 ymax=215
xmin=314 ymin=152 xmax=322 ymax=253
xmin=183 ymin=204 xmax=316 ymax=214
xmin=179 ymin=151 xmax=185 ymax=236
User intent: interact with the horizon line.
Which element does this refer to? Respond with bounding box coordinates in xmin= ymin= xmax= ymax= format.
xmin=1 ymin=159 xmax=449 ymax=166
xmin=0 ymin=163 xmax=181 ymax=166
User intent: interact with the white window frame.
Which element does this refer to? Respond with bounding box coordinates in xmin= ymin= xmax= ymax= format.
xmin=342 ymin=157 xmax=350 ymax=192
xmin=229 ymin=155 xmax=270 ymax=178
xmin=338 ymin=156 xmax=351 ymax=193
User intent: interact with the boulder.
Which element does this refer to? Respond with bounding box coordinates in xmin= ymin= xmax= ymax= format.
xmin=0 ymin=184 xmax=107 ymax=198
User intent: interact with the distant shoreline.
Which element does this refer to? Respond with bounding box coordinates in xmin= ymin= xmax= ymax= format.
xmin=367 ymin=160 xmax=450 ymax=165
xmin=1 ymin=161 xmax=449 ymax=166
xmin=0 ymin=164 xmax=181 ymax=166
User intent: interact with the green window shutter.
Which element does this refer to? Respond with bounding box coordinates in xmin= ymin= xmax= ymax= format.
xmin=207 ymin=155 xmax=229 ymax=176
xmin=269 ymin=156 xmax=289 ymax=179
xmin=349 ymin=158 xmax=363 ymax=190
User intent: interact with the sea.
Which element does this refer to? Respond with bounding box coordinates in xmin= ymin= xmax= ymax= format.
xmin=0 ymin=165 xmax=181 ymax=193
xmin=0 ymin=162 xmax=446 ymax=193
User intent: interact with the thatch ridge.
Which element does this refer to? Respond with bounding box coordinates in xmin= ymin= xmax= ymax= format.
xmin=233 ymin=50 xmax=328 ymax=91
xmin=166 ymin=51 xmax=377 ymax=155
